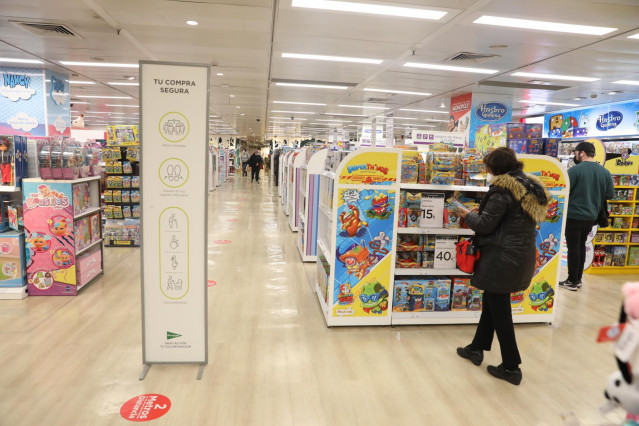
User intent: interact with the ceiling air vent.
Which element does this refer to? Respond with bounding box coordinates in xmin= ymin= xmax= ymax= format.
xmin=365 ymin=97 xmax=394 ymax=103
xmin=444 ymin=52 xmax=499 ymax=64
xmin=11 ymin=21 xmax=81 ymax=38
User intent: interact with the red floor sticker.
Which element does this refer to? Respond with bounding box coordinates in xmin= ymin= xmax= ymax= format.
xmin=120 ymin=394 xmax=171 ymax=422
xmin=213 ymin=239 xmax=232 ymax=244
xmin=208 ymin=280 xmax=216 ymax=287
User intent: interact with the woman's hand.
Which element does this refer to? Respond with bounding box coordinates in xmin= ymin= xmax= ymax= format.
xmin=457 ymin=206 xmax=471 ymax=219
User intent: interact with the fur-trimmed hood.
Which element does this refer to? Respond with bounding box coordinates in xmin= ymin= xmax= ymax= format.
xmin=491 ymin=171 xmax=551 ymax=223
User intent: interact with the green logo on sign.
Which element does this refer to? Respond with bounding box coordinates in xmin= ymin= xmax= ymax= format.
xmin=167 ymin=331 xmax=182 ymax=340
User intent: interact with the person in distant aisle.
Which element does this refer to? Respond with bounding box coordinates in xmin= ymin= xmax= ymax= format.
xmin=248 ymin=150 xmax=263 ymax=183
xmin=240 ymin=149 xmax=249 ymax=177
xmin=559 ymin=141 xmax=614 ymax=291
xmin=455 ymin=147 xmax=550 ymax=386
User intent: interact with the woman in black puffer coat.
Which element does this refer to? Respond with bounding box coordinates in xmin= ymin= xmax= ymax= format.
xmin=456 ymin=147 xmax=550 ymax=386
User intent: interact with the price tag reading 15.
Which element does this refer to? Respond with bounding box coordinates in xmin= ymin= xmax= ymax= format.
xmin=420 ymin=193 xmax=445 ymax=228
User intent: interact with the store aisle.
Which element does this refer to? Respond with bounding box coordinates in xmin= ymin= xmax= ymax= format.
xmin=0 ymin=175 xmax=636 ymax=425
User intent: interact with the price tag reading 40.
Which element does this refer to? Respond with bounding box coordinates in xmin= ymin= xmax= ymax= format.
xmin=420 ymin=193 xmax=445 ymax=228
xmin=434 ymin=236 xmax=457 ymax=269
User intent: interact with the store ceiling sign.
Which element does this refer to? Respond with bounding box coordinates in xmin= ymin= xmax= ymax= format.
xmin=411 ymin=130 xmax=465 ymax=146
xmin=140 ymin=61 xmax=209 ymax=374
xmin=543 ymin=99 xmax=639 ymax=139
xmin=475 ymin=102 xmax=509 ymax=122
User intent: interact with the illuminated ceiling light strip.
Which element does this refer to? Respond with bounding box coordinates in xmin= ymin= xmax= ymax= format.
xmin=325 ymin=113 xmax=367 ymax=117
xmin=105 ymin=104 xmax=139 ymax=107
xmin=69 ymin=101 xmax=89 ymax=104
xmin=511 ymin=72 xmax=599 ymax=82
xmin=473 ymin=15 xmax=616 ymax=36
xmin=291 ymin=0 xmax=447 ymax=20
xmin=271 ymin=110 xmax=315 ymax=114
xmin=393 ymin=117 xmax=417 ymax=120
xmin=59 ymin=61 xmax=139 ymax=68
xmin=108 ymin=82 xmax=140 ymax=86
xmin=613 ymin=80 xmax=639 ymax=86
xmin=364 ymin=88 xmax=431 ymax=96
xmin=399 ymin=108 xmax=448 ymax=114
xmin=338 ymin=104 xmax=389 ymax=110
xmin=77 ymin=95 xmax=132 ymax=99
xmin=404 ymin=62 xmax=498 ymax=74
xmin=0 ymin=57 xmax=43 ymax=64
xmin=421 ymin=119 xmax=449 ymax=123
xmin=518 ymin=100 xmax=579 ymax=107
xmin=69 ymin=80 xmax=96 ymax=85
xmin=282 ymin=52 xmax=383 ymax=65
xmin=628 ymin=33 xmax=639 ymax=39
xmin=275 ymin=82 xmax=348 ymax=90
xmin=273 ymin=101 xmax=327 ymax=106
xmin=316 ymin=119 xmax=352 ymax=122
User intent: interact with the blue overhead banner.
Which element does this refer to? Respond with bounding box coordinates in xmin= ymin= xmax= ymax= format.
xmin=543 ymin=99 xmax=639 ymax=139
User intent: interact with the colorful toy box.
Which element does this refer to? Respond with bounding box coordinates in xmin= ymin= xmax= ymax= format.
xmin=525 ymin=123 xmax=543 ymax=139
xmin=397 ymin=234 xmax=423 ymax=251
xmin=508 ymin=139 xmax=528 ymax=154
xmin=451 ymin=278 xmax=471 ymax=311
xmin=0 ymin=231 xmax=26 ymax=288
xmin=526 ymin=139 xmax=543 ymax=155
xmin=392 ymin=281 xmax=410 ymax=312
xmin=434 ymin=278 xmax=451 ymax=311
xmin=507 ymin=123 xmax=526 ymax=140
xmin=543 ymin=139 xmax=559 ymax=157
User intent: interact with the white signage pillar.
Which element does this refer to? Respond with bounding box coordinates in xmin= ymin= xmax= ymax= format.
xmin=139 ymin=61 xmax=209 ymax=380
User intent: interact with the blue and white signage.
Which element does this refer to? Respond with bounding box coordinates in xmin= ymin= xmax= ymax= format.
xmin=475 ymin=102 xmax=509 ymax=122
xmin=0 ymin=67 xmax=46 ymax=136
xmin=543 ymin=99 xmax=639 ymax=139
xmin=45 ymin=70 xmax=70 ymax=136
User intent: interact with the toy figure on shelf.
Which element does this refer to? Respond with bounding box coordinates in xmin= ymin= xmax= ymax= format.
xmin=339 ymin=205 xmax=368 ymax=237
xmin=359 ymin=281 xmax=389 ymax=314
xmin=0 ymin=138 xmax=13 ymax=185
xmin=337 ymin=283 xmax=354 ymax=305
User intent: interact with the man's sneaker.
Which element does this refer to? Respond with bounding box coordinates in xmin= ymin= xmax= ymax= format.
xmin=456 ymin=345 xmax=483 ymax=366
xmin=487 ymin=364 xmax=522 ymax=386
xmin=559 ymin=279 xmax=579 ymax=291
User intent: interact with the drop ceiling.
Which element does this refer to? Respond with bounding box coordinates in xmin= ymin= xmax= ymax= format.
xmin=0 ymin=0 xmax=638 ymax=139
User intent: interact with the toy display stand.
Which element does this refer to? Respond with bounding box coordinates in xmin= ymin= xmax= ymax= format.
xmin=279 ymin=151 xmax=290 ymax=207
xmin=23 ymin=176 xmax=104 ymax=296
xmin=208 ymin=147 xmax=219 ymax=191
xmin=288 ymin=149 xmax=307 ymax=232
xmin=314 ymin=150 xmax=569 ymax=327
xmin=281 ymin=150 xmax=299 ymax=213
xmin=297 ymin=148 xmax=328 ymax=262
xmin=0 ymin=230 xmax=28 ymax=299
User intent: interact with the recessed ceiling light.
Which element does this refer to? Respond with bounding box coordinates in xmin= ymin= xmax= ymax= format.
xmin=0 ymin=57 xmax=44 ymax=64
xmin=124 ymin=76 xmax=136 ymax=80
xmin=608 ymin=91 xmax=621 ymax=95
xmin=275 ymin=82 xmax=349 ymax=90
xmin=70 ymin=101 xmax=89 ymax=104
xmin=291 ymin=0 xmax=447 ymax=20
xmin=613 ymin=80 xmax=639 ymax=86
xmin=109 ymin=112 xmax=127 ymax=115
xmin=404 ymin=62 xmax=498 ymax=74
xmin=282 ymin=52 xmax=383 ymax=65
xmin=473 ymin=15 xmax=616 ymax=36
xmin=236 ymin=106 xmax=241 ymax=109
xmin=326 ymin=113 xmax=367 ymax=117
xmin=627 ymin=33 xmax=639 ymax=39
xmin=364 ymin=88 xmax=431 ymax=96
xmin=316 ymin=119 xmax=352 ymax=122
xmin=229 ymin=94 xmax=235 ymax=98
xmin=216 ymin=73 xmax=224 ymax=76
xmin=399 ymin=108 xmax=448 ymax=114
xmin=60 ymin=61 xmax=139 ymax=68
xmin=518 ymin=100 xmax=579 ymax=107
xmin=393 ymin=117 xmax=417 ymax=120
xmin=105 ymin=104 xmax=139 ymax=107
xmin=108 ymin=82 xmax=140 ymax=86
xmin=69 ymin=80 xmax=96 ymax=85
xmin=77 ymin=95 xmax=132 ymax=99
xmin=511 ymin=72 xmax=599 ymax=82
xmin=338 ymin=104 xmax=389 ymax=110
xmin=240 ymin=113 xmax=245 ymax=116
xmin=273 ymin=101 xmax=326 ymax=106
xmin=271 ymin=110 xmax=315 ymax=114
xmin=186 ymin=20 xmax=199 ymax=26
xmin=573 ymin=97 xmax=585 ymax=100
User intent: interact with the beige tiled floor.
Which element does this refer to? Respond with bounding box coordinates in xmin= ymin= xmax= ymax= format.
xmin=0 ymin=174 xmax=635 ymax=425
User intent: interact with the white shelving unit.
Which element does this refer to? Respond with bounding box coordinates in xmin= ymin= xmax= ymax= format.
xmin=297 ymin=148 xmax=328 ymax=262
xmin=288 ymin=149 xmax=307 ymax=232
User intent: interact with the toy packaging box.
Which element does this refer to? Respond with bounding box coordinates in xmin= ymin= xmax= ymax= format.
xmin=506 ymin=123 xmax=526 ymax=140
xmin=72 ymin=183 xmax=90 ymax=215
xmin=393 ymin=281 xmax=410 ymax=312
xmin=401 ymin=152 xmax=420 ymax=184
xmin=525 ymin=123 xmax=543 ymax=139
xmin=543 ymin=139 xmax=559 ymax=157
xmin=0 ymin=231 xmax=26 ymax=288
xmin=74 ymin=217 xmax=91 ymax=252
xmin=468 ymin=287 xmax=483 ymax=311
xmin=423 ymin=280 xmax=437 ymax=311
xmin=396 ymin=251 xmax=421 ymax=268
xmin=434 ymin=278 xmax=451 ymax=311
xmin=24 ymin=182 xmax=78 ymax=295
xmin=508 ymin=139 xmax=528 ymax=154
xmin=397 ymin=234 xmax=423 ymax=251
xmin=451 ymin=278 xmax=471 ymax=311
xmin=89 ymin=214 xmax=101 ymax=243
xmin=526 ymin=139 xmax=543 ymax=155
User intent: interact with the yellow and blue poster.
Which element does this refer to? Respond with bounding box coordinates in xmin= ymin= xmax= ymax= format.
xmin=333 ymin=188 xmax=396 ymax=317
xmin=339 ymin=151 xmax=397 ymax=185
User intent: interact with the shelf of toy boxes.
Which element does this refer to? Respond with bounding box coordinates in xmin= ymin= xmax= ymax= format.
xmin=297 ymin=147 xmax=328 ymax=262
xmin=313 ymin=146 xmax=569 ymax=327
xmin=23 ymin=176 xmax=104 ymax=296
xmin=0 ymin=135 xmax=30 ymax=299
xmin=288 ymin=148 xmax=307 ymax=232
xmin=102 ymin=144 xmax=141 ymax=247
xmin=558 ymin=138 xmax=639 ymax=274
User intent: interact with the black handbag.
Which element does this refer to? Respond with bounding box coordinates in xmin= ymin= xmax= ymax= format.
xmin=596 ymin=200 xmax=610 ymax=229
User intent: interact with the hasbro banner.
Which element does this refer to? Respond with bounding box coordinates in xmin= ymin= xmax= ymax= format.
xmin=468 ymin=93 xmax=512 ymax=148
xmin=543 ymin=99 xmax=639 ymax=139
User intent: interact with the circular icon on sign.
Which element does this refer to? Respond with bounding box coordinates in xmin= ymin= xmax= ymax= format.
xmin=159 ymin=112 xmax=189 ymax=143
xmin=159 ymin=158 xmax=189 ymax=188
